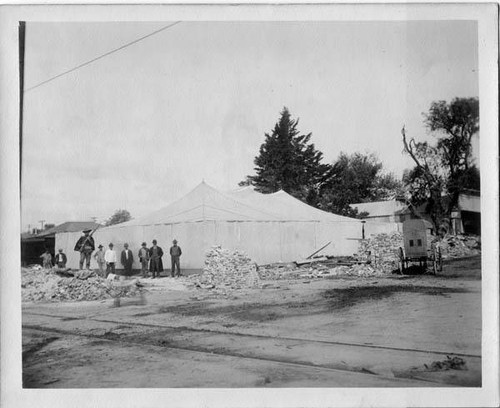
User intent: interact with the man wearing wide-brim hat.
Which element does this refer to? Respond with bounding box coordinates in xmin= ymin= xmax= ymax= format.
xmin=74 ymin=229 xmax=95 ymax=270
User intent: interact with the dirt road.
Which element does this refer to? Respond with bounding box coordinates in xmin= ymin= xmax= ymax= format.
xmin=22 ymin=256 xmax=481 ymax=388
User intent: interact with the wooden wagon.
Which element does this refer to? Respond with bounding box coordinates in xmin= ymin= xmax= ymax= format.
xmin=398 ymin=219 xmax=442 ymax=275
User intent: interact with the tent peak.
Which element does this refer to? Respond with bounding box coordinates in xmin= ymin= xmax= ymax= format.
xmin=233 ymin=185 xmax=255 ymax=192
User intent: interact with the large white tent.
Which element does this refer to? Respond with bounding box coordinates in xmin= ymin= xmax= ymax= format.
xmin=56 ymin=182 xmax=396 ymax=270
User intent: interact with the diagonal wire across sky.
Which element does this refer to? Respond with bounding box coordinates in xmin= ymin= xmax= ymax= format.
xmin=24 ymin=21 xmax=181 ymax=93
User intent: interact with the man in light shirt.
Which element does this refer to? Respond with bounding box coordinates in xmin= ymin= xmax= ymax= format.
xmin=93 ymin=244 xmax=106 ymax=277
xmin=170 ymin=239 xmax=182 ymax=278
xmin=104 ymin=243 xmax=117 ymax=277
xmin=121 ymin=243 xmax=134 ymax=276
xmin=138 ymin=242 xmax=150 ymax=278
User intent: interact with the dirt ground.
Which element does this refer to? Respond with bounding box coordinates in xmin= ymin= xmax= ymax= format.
xmin=22 ymin=256 xmax=481 ymax=388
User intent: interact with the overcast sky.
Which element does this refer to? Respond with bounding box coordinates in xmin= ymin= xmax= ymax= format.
xmin=21 ymin=20 xmax=479 ymax=230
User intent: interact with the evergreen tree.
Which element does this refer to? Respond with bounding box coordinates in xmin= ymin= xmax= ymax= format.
xmin=242 ymin=107 xmax=329 ymax=204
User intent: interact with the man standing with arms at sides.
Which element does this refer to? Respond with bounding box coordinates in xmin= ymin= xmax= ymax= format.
xmin=94 ymin=245 xmax=106 ymax=277
xmin=74 ymin=229 xmax=95 ymax=270
xmin=121 ymin=243 xmax=134 ymax=277
xmin=170 ymin=239 xmax=182 ymax=278
xmin=105 ymin=243 xmax=117 ymax=277
xmin=138 ymin=242 xmax=150 ymax=278
xmin=54 ymin=248 xmax=67 ymax=269
xmin=149 ymin=239 xmax=163 ymax=279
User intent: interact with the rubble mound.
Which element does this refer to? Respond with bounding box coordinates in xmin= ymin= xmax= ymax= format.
xmin=359 ymin=232 xmax=404 ymax=273
xmin=194 ymin=246 xmax=261 ymax=290
xmin=21 ymin=267 xmax=142 ymax=302
xmin=329 ymin=264 xmax=384 ymax=277
xmin=439 ymin=234 xmax=481 ymax=259
xmin=258 ymin=259 xmax=383 ymax=280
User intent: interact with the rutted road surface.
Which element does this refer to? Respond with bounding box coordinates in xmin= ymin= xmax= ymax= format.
xmin=22 ymin=259 xmax=481 ymax=388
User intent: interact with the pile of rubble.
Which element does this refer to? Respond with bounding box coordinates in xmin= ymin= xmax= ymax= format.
xmin=258 ymin=263 xmax=302 ymax=280
xmin=257 ymin=259 xmax=384 ymax=280
xmin=21 ymin=266 xmax=143 ymax=302
xmin=358 ymin=232 xmax=404 ymax=273
xmin=330 ymin=264 xmax=384 ymax=277
xmin=193 ymin=246 xmax=261 ymax=290
xmin=439 ymin=234 xmax=481 ymax=259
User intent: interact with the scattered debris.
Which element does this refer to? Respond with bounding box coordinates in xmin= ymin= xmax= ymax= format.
xmin=258 ymin=258 xmax=382 ymax=281
xmin=439 ymin=234 xmax=481 ymax=259
xmin=424 ymin=356 xmax=467 ymax=371
xmin=21 ymin=266 xmax=143 ymax=302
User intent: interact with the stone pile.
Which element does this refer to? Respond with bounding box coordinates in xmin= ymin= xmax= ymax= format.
xmin=22 ymin=267 xmax=61 ymax=302
xmin=336 ymin=264 xmax=385 ymax=277
xmin=296 ymin=263 xmax=383 ymax=279
xmin=257 ymin=260 xmax=383 ymax=280
xmin=258 ymin=264 xmax=302 ymax=280
xmin=358 ymin=232 xmax=404 ymax=273
xmin=193 ymin=246 xmax=261 ymax=290
xmin=21 ymin=267 xmax=143 ymax=302
xmin=439 ymin=234 xmax=481 ymax=259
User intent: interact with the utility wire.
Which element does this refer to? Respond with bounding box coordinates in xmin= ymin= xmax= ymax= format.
xmin=25 ymin=21 xmax=181 ymax=93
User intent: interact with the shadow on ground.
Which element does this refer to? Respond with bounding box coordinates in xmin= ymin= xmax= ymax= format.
xmin=322 ymin=285 xmax=470 ymax=311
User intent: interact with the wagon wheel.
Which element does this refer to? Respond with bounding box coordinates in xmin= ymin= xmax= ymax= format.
xmin=398 ymin=247 xmax=405 ymax=275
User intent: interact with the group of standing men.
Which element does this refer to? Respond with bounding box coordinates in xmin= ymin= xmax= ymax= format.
xmin=74 ymin=229 xmax=183 ymax=278
xmin=39 ymin=248 xmax=67 ymax=269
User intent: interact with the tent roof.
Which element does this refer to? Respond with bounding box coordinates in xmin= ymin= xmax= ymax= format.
xmin=228 ymin=186 xmax=357 ymax=222
xmin=110 ymin=182 xmax=359 ymax=228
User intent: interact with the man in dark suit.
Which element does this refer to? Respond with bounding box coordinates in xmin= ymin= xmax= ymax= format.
xmin=54 ymin=248 xmax=67 ymax=269
xmin=120 ymin=243 xmax=134 ymax=276
xmin=149 ymin=239 xmax=164 ymax=279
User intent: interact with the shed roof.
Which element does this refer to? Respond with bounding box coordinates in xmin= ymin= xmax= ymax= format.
xmin=37 ymin=221 xmax=100 ymax=238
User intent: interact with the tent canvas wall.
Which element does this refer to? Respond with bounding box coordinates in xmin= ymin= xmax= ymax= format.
xmin=56 ymin=182 xmax=397 ymax=270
